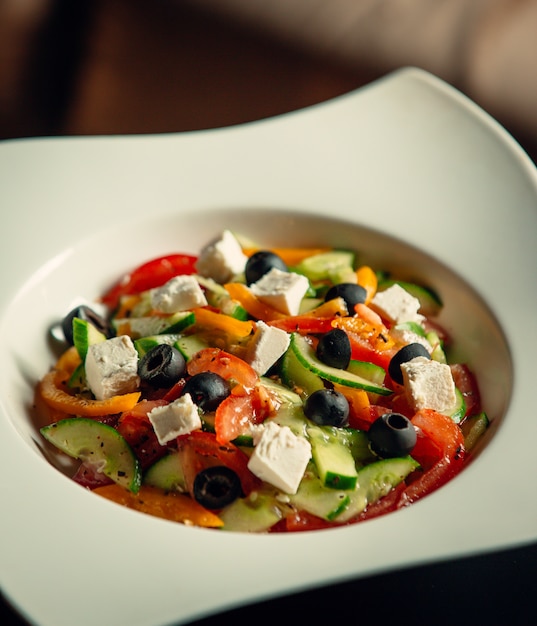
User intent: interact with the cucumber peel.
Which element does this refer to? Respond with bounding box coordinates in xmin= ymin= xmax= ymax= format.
xmin=290 ymin=333 xmax=392 ymax=396
xmin=41 ymin=418 xmax=141 ymax=493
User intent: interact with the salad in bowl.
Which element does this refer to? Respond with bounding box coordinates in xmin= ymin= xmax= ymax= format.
xmin=36 ymin=228 xmax=487 ymax=533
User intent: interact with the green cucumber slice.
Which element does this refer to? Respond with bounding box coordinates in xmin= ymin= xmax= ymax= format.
xmin=259 ymin=376 xmax=303 ymax=406
xmin=335 ymin=456 xmax=420 ymax=522
xmin=41 ymin=418 xmax=141 ymax=493
xmin=377 ymin=279 xmax=442 ymax=316
xmin=194 ymin=275 xmax=248 ymax=320
xmin=346 ymin=359 xmax=386 ymax=387
xmin=290 ymin=333 xmax=392 ymax=396
xmin=307 ymin=425 xmax=358 ymax=490
xmin=441 ymin=387 xmax=466 ymax=423
xmin=290 ymin=471 xmax=350 ymax=521
xmin=144 ymin=452 xmax=186 ymax=492
xmin=291 ymin=250 xmax=355 ymax=282
xmin=281 ymin=343 xmax=325 ymax=398
xmin=134 ymin=333 xmax=182 ymax=357
xmin=174 ymin=333 xmax=211 ymax=360
xmin=73 ymin=317 xmax=106 ymax=360
xmin=219 ymin=489 xmax=285 ymax=532
xmin=461 ymin=412 xmax=489 ymax=451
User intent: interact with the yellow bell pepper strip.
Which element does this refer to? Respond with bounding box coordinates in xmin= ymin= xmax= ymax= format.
xmin=356 ymin=265 xmax=378 ymax=304
xmin=94 ymin=484 xmax=224 ymax=528
xmin=333 ymin=383 xmax=371 ymax=429
xmin=241 ymin=247 xmax=331 ymax=266
xmin=38 ymin=368 xmax=141 ymax=417
xmin=191 ymin=307 xmax=255 ymax=339
xmin=224 ymin=282 xmax=288 ymax=321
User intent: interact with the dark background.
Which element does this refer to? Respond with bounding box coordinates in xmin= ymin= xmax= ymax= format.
xmin=1 ymin=2 xmax=536 ymax=624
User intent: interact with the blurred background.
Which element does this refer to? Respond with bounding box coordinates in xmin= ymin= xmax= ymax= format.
xmin=1 ymin=0 xmax=536 ymax=162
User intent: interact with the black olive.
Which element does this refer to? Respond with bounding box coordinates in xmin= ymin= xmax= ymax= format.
xmin=181 ymin=371 xmax=230 ymax=411
xmin=388 ymin=342 xmax=431 ymax=385
xmin=368 ymin=412 xmax=417 ymax=458
xmin=138 ymin=344 xmax=186 ymax=388
xmin=61 ymin=305 xmax=115 ymax=345
xmin=316 ymin=328 xmax=351 ymax=370
xmin=245 ymin=250 xmax=287 ymax=285
xmin=304 ymin=388 xmax=349 ymax=427
xmin=324 ymin=283 xmax=367 ymax=313
xmin=193 ymin=466 xmax=242 ymax=509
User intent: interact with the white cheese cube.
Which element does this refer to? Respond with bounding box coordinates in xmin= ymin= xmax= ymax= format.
xmin=195 ymin=230 xmax=248 ymax=283
xmin=85 ymin=335 xmax=140 ymax=400
xmin=151 ymin=275 xmax=207 ymax=313
xmin=147 ymin=393 xmax=202 ymax=445
xmin=401 ymin=356 xmax=457 ymax=412
xmin=248 ymin=421 xmax=311 ymax=494
xmin=370 ymin=284 xmax=425 ymax=325
xmin=250 ymin=268 xmax=309 ymax=316
xmin=244 ymin=321 xmax=290 ymax=375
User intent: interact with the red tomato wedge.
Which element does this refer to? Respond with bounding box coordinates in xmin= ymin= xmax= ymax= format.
xmin=101 ymin=253 xmax=197 ymax=310
xmin=214 ymin=384 xmax=273 ymax=444
xmin=178 ymin=430 xmax=260 ymax=497
xmin=117 ymin=399 xmax=168 ymax=469
xmin=396 ymin=409 xmax=465 ymax=508
xmin=187 ymin=347 xmax=259 ymax=390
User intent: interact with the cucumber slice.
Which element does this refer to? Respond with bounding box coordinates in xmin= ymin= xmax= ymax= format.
xmin=335 ymin=456 xmax=420 ymax=522
xmin=219 ymin=489 xmax=285 ymax=532
xmin=307 ymin=425 xmax=358 ymax=490
xmin=290 ymin=471 xmax=350 ymax=521
xmin=281 ymin=343 xmax=325 ymax=398
xmin=175 ymin=333 xmax=211 ymax=360
xmin=41 ymin=418 xmax=141 ymax=493
xmin=144 ymin=452 xmax=186 ymax=492
xmin=194 ymin=275 xmax=248 ymax=320
xmin=377 ymin=279 xmax=442 ymax=316
xmin=441 ymin=387 xmax=466 ymax=423
xmin=259 ymin=376 xmax=303 ymax=406
xmin=73 ymin=317 xmax=106 ymax=360
xmin=290 ymin=333 xmax=392 ymax=396
xmin=134 ymin=333 xmax=182 ymax=357
xmin=461 ymin=412 xmax=489 ymax=451
xmin=291 ymin=250 xmax=355 ymax=282
xmin=113 ymin=311 xmax=195 ymax=338
xmin=347 ymin=359 xmax=386 ymax=387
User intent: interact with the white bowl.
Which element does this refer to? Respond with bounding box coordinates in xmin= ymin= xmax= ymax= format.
xmin=1 ymin=68 xmax=536 ymax=626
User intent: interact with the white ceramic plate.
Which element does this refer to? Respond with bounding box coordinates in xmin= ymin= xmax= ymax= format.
xmin=1 ymin=68 xmax=536 ymax=626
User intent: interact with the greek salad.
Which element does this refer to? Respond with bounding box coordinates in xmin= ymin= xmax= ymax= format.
xmin=37 ymin=230 xmax=488 ymax=532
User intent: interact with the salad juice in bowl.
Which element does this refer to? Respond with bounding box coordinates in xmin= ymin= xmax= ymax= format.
xmin=1 ymin=69 xmax=535 ymax=626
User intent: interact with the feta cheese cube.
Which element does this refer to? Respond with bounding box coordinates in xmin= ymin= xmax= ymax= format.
xmin=85 ymin=335 xmax=140 ymax=400
xmin=151 ymin=275 xmax=207 ymax=313
xmin=250 ymin=268 xmax=309 ymax=316
xmin=401 ymin=356 xmax=457 ymax=412
xmin=196 ymin=230 xmax=248 ymax=283
xmin=390 ymin=327 xmax=433 ymax=353
xmin=370 ymin=284 xmax=425 ymax=325
xmin=248 ymin=421 xmax=311 ymax=494
xmin=148 ymin=393 xmax=201 ymax=445
xmin=244 ymin=321 xmax=290 ymax=375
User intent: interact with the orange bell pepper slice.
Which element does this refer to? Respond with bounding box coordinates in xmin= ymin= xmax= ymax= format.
xmin=38 ymin=368 xmax=141 ymax=417
xmin=356 ymin=265 xmax=378 ymax=304
xmin=94 ymin=484 xmax=224 ymax=528
xmin=224 ymin=283 xmax=287 ymax=321
xmin=192 ymin=307 xmax=254 ymax=338
xmin=241 ymin=247 xmax=331 ymax=266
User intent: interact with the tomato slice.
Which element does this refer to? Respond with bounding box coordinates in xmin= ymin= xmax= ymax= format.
xmin=117 ymin=400 xmax=169 ymax=469
xmin=396 ymin=409 xmax=465 ymax=508
xmin=101 ymin=253 xmax=197 ymax=309
xmin=214 ymin=384 xmax=273 ymax=444
xmin=187 ymin=347 xmax=259 ymax=390
xmin=178 ymin=430 xmax=260 ymax=497
xmin=281 ymin=509 xmax=336 ymax=533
